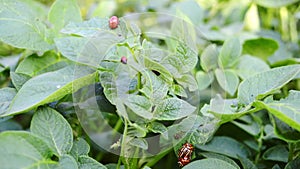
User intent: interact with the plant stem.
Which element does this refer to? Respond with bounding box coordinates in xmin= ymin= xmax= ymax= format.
xmin=117 ymin=118 xmax=128 ymax=169
xmin=144 ymin=147 xmax=172 ymax=167
xmin=288 ymin=143 xmax=295 ymax=161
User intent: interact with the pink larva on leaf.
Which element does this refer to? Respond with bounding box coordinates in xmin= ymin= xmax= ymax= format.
xmin=109 ymin=16 xmax=119 ymax=29
xmin=120 ymin=56 xmax=127 ymax=64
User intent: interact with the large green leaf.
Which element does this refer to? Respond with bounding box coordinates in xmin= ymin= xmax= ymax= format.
xmin=200 ymin=44 xmax=219 ymax=72
xmin=164 ymin=115 xmax=218 ymax=145
xmin=78 ymin=155 xmax=107 ymax=169
xmin=242 ymin=38 xmax=279 ymax=61
xmin=0 ymin=131 xmax=57 ymax=169
xmin=48 ymin=0 xmax=82 ymax=32
xmin=153 ymin=97 xmax=196 ymax=120
xmin=0 ymin=87 xmax=16 ymax=115
xmin=70 ymin=138 xmax=90 ymax=160
xmin=175 ymin=74 xmax=198 ymax=92
xmin=0 ymin=0 xmax=52 ymax=51
xmin=215 ymin=69 xmax=239 ymax=96
xmin=30 ymin=107 xmax=73 ymax=156
xmin=237 ymin=55 xmax=270 ymax=79
xmin=262 ymin=145 xmax=288 ymax=162
xmin=162 ymin=42 xmax=198 ymax=78
xmin=254 ymin=90 xmax=300 ymax=132
xmin=196 ymin=71 xmax=214 ymax=91
xmin=140 ymin=70 xmax=169 ymax=102
xmin=124 ymin=95 xmax=153 ymax=120
xmin=144 ymin=57 xmax=173 ymax=83
xmin=218 ymin=37 xmax=241 ymax=69
xmin=183 ymin=158 xmax=237 ymax=169
xmin=55 ymin=31 xmax=120 ymax=67
xmin=58 ymin=154 xmax=78 ymax=169
xmin=239 ymin=157 xmax=258 ymax=169
xmin=254 ymin=0 xmax=300 ymax=8
xmin=61 ymin=17 xmax=128 ymax=38
xmin=61 ymin=18 xmax=110 ymax=37
xmin=197 ymin=136 xmax=251 ymax=159
xmin=10 ymin=72 xmax=31 ymax=91
xmin=285 ymin=157 xmax=300 ymax=169
xmin=200 ymin=152 xmax=240 ymax=169
xmin=238 ymin=65 xmax=300 ymax=105
xmin=3 ymin=65 xmax=96 ymax=116
xmin=16 ymin=51 xmax=66 ymax=76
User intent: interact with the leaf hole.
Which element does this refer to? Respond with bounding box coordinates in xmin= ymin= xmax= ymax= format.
xmin=51 ymin=154 xmax=59 ymax=162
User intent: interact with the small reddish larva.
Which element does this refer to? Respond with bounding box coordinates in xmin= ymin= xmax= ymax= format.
xmin=109 ymin=16 xmax=119 ymax=29
xmin=120 ymin=56 xmax=127 ymax=64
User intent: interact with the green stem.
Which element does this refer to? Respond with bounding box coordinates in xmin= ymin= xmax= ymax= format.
xmin=117 ymin=118 xmax=128 ymax=169
xmin=288 ymin=143 xmax=295 ymax=161
xmin=254 ymin=118 xmax=265 ymax=164
xmin=112 ymin=118 xmax=123 ymax=138
xmin=143 ymin=147 xmax=172 ymax=167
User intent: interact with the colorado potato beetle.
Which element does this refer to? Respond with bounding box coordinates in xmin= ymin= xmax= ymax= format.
xmin=178 ymin=142 xmax=194 ymax=167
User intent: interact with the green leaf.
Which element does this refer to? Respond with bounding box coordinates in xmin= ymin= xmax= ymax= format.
xmin=124 ymin=95 xmax=153 ymax=120
xmin=147 ymin=121 xmax=168 ymax=139
xmin=0 ymin=131 xmax=56 ymax=169
xmin=100 ymin=64 xmax=133 ymax=105
xmin=153 ymin=97 xmax=196 ymax=120
xmin=165 ymin=115 xmax=218 ymax=145
xmin=0 ymin=87 xmax=16 ymax=115
xmin=58 ymin=154 xmax=78 ymax=169
xmin=262 ymin=145 xmax=288 ymax=162
xmin=237 ymin=55 xmax=270 ymax=79
xmin=48 ymin=0 xmax=82 ymax=32
xmin=0 ymin=54 xmax=19 ymax=69
xmin=254 ymin=0 xmax=300 ymax=8
xmin=78 ymin=155 xmax=107 ymax=169
xmin=128 ymin=123 xmax=148 ymax=138
xmin=0 ymin=0 xmax=52 ymax=51
xmin=242 ymin=38 xmax=279 ymax=61
xmin=3 ymin=65 xmax=96 ymax=116
xmin=197 ymin=136 xmax=251 ymax=159
xmin=162 ymin=42 xmax=198 ymax=78
xmin=175 ymin=74 xmax=198 ymax=91
xmin=238 ymin=157 xmax=258 ymax=169
xmin=218 ymin=37 xmax=241 ymax=68
xmin=285 ymin=157 xmax=300 ymax=169
xmin=61 ymin=18 xmax=105 ymax=37
xmin=238 ymin=65 xmax=300 ymax=105
xmin=0 ymin=119 xmax=22 ymax=132
xmin=201 ymin=95 xmax=253 ymax=124
xmin=70 ymin=138 xmax=90 ymax=160
xmin=31 ymin=107 xmax=73 ymax=156
xmin=254 ymin=90 xmax=300 ymax=132
xmin=140 ymin=70 xmax=169 ymax=102
xmin=215 ymin=69 xmax=239 ymax=96
xmin=61 ymin=17 xmax=128 ymax=38
xmin=55 ymin=31 xmax=120 ymax=67
xmin=200 ymin=152 xmax=240 ymax=169
xmin=144 ymin=57 xmax=173 ymax=83
xmin=200 ymin=44 xmax=219 ymax=72
xmin=170 ymin=84 xmax=188 ymax=98
xmin=183 ymin=158 xmax=238 ymax=169
xmin=232 ymin=116 xmax=260 ymax=136
xmin=196 ymin=71 xmax=214 ymax=91
xmin=129 ymin=138 xmax=148 ymax=150
xmin=16 ymin=52 xmax=65 ymax=76
xmin=10 ymin=72 xmax=31 ymax=90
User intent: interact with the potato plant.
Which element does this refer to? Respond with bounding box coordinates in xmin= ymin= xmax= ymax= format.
xmin=0 ymin=0 xmax=300 ymax=169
